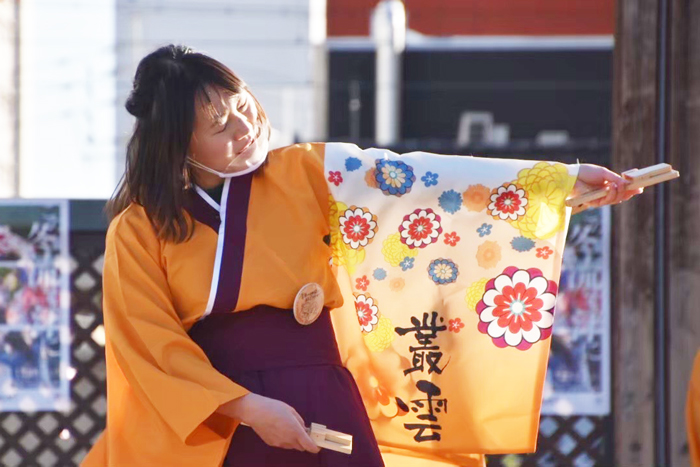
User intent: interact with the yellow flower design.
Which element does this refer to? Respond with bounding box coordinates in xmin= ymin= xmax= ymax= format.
xmin=465 ymin=278 xmax=489 ymax=312
xmin=332 ymin=240 xmax=366 ymax=274
xmin=363 ymin=315 xmax=395 ymax=352
xmin=329 ymin=196 xmax=347 ymax=236
xmin=381 ymin=233 xmax=418 ymax=267
xmin=511 ymin=162 xmax=577 ymax=240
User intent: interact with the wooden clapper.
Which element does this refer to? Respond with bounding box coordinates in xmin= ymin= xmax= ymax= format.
xmin=566 ymin=163 xmax=680 ymax=210
xmin=307 ymin=423 xmax=353 ymax=455
xmin=238 ymin=422 xmax=352 ymax=454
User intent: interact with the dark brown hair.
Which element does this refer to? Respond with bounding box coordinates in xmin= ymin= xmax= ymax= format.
xmin=106 ymin=44 xmax=270 ymax=242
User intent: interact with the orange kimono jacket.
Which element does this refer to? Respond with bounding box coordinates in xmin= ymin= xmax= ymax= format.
xmin=83 ymin=144 xmax=344 ymax=466
xmin=83 ymin=142 xmax=578 ymax=466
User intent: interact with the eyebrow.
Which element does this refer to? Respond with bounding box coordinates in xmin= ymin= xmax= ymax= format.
xmin=209 ymin=110 xmax=229 ymax=128
xmin=207 ymin=94 xmax=243 ymax=128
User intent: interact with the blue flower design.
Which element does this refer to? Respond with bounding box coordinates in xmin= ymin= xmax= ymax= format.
xmin=345 ymin=157 xmax=362 ymax=172
xmin=477 ymin=223 xmax=492 ymax=237
xmin=428 ymin=258 xmax=459 ymax=285
xmin=399 ymin=257 xmax=415 ymax=271
xmin=511 ymin=236 xmax=536 ymax=252
xmin=421 ymin=171 xmax=439 ymax=187
xmin=373 ymin=268 xmax=387 ymax=281
xmin=438 ymin=190 xmax=462 ymax=214
xmin=375 ymin=159 xmax=416 ymax=197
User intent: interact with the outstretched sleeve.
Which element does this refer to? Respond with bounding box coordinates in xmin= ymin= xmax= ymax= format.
xmin=323 ymin=143 xmax=580 ymax=458
xmin=102 ymin=207 xmax=249 ymax=445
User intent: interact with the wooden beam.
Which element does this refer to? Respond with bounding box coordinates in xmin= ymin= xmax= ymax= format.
xmin=668 ymin=0 xmax=700 ymax=464
xmin=612 ymin=0 xmax=659 ymax=464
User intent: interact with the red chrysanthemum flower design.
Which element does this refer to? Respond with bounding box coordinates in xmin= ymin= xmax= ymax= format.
xmin=536 ymin=246 xmax=554 ymax=260
xmin=488 ymin=184 xmax=528 ymax=221
xmin=496 ymin=192 xmax=522 ymax=213
xmin=354 ymin=294 xmax=379 ymax=333
xmin=355 ymin=275 xmax=370 ymax=291
xmin=328 ymin=171 xmax=343 ymax=186
xmin=338 ymin=207 xmax=378 ymax=249
xmin=448 ymin=318 xmax=465 ymax=333
xmin=443 ymin=232 xmax=460 ymax=246
xmin=476 ymin=267 xmax=558 ymax=350
xmin=398 ymin=208 xmax=442 ymax=249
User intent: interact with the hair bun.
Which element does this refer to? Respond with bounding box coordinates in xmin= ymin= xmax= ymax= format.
xmin=125 ymin=92 xmax=149 ymax=118
xmin=125 ymin=44 xmax=193 ymax=119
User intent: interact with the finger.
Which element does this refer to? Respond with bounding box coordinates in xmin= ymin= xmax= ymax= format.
xmin=289 ymin=413 xmax=320 ymax=453
xmin=610 ymin=183 xmax=622 ymax=203
xmin=610 ymin=183 xmax=627 ymax=204
xmin=594 ymin=183 xmax=620 ymax=207
xmin=279 ymin=439 xmax=304 ymax=451
xmin=600 ymin=168 xmax=631 ymax=186
xmin=615 ymin=183 xmax=638 ymax=203
xmin=596 ymin=184 xmax=617 ymax=206
xmin=299 ymin=431 xmax=321 ymax=453
xmin=292 ymin=439 xmax=307 ymax=452
xmin=571 ymin=204 xmax=587 ymax=215
xmin=279 ymin=434 xmax=306 ymax=452
xmin=621 ymin=187 xmax=643 ymax=202
xmin=290 ymin=409 xmax=306 ymax=431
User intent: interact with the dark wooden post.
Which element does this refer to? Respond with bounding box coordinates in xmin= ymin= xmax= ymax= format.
xmin=615 ymin=0 xmax=700 ymax=464
xmin=612 ymin=0 xmax=659 ymax=464
xmin=668 ymin=0 xmax=700 ymax=465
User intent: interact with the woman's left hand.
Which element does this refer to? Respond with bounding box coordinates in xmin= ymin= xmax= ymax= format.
xmin=570 ymin=164 xmax=644 ymax=212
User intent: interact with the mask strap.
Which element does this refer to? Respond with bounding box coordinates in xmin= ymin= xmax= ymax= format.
xmin=187 ymin=158 xmax=225 ymax=177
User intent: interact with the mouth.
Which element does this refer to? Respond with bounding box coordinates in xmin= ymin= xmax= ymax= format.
xmin=235 ymin=133 xmax=256 ymax=156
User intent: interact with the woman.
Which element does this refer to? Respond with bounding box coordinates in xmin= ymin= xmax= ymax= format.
xmin=82 ymin=45 xmax=641 ymax=467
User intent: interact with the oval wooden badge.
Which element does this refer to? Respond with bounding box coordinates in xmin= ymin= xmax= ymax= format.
xmin=293 ymin=283 xmax=325 ymax=325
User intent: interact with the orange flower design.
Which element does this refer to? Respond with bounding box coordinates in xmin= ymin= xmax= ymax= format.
xmin=389 ymin=277 xmax=405 ymax=291
xmin=345 ymin=352 xmax=413 ymax=420
xmin=365 ymin=168 xmax=379 ymax=188
xmin=462 ymin=184 xmax=491 ymax=212
xmin=476 ymin=240 xmax=502 ymax=269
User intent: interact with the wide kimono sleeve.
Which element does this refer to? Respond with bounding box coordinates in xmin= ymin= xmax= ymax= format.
xmin=322 ymin=142 xmax=579 ymax=465
xmin=92 ymin=206 xmax=249 ymax=460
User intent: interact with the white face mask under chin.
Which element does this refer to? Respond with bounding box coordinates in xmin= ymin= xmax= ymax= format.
xmin=187 ymin=134 xmax=269 ymax=179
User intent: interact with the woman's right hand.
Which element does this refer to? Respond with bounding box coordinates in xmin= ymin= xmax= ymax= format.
xmin=220 ymin=393 xmax=320 ymax=453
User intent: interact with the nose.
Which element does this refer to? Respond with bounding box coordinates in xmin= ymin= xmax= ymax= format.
xmin=231 ymin=115 xmax=254 ymax=142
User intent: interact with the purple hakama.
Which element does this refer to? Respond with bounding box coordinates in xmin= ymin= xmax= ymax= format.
xmin=189 ymin=306 xmax=385 ymax=466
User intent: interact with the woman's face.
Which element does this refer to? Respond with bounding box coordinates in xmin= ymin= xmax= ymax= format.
xmin=189 ymin=87 xmax=264 ymax=187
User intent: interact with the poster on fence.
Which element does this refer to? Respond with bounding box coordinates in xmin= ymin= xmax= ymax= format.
xmin=0 ymin=200 xmax=70 ymax=412
xmin=541 ymin=206 xmax=611 ymax=416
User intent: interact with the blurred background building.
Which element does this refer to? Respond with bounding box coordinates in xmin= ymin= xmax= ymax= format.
xmin=0 ymin=0 xmax=20 ymax=198
xmin=326 ymin=0 xmax=613 ymax=162
xmin=2 ymin=0 xmax=614 ymax=200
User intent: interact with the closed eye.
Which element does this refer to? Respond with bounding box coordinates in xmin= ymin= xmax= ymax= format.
xmin=215 ymin=120 xmax=228 ymax=133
